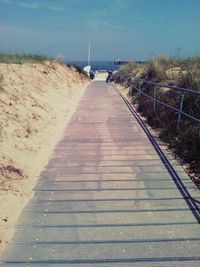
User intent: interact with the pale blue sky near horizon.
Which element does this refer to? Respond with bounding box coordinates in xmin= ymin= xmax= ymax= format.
xmin=0 ymin=0 xmax=200 ymax=61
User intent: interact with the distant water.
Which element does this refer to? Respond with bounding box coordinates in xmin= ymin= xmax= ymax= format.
xmin=67 ymin=61 xmax=120 ymax=72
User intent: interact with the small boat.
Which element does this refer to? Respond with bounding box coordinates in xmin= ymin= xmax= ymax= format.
xmin=114 ymin=60 xmax=129 ymax=65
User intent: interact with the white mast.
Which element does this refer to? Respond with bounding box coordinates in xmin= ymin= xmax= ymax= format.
xmin=83 ymin=43 xmax=91 ymax=76
xmin=88 ymin=43 xmax=91 ymax=66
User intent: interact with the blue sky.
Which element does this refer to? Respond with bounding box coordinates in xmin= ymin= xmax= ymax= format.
xmin=0 ymin=0 xmax=200 ymax=61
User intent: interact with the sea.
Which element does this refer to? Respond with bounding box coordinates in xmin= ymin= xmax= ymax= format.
xmin=66 ymin=61 xmax=120 ymax=72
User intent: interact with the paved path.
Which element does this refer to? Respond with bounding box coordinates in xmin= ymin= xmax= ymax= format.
xmin=1 ymin=81 xmax=200 ymax=266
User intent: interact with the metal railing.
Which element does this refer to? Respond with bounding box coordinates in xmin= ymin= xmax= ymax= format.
xmin=128 ymin=79 xmax=200 ymax=130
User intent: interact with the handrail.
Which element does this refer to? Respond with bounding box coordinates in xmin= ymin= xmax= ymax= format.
xmin=128 ymin=79 xmax=200 ymax=129
xmin=113 ymin=84 xmax=200 ymax=223
xmin=132 ymin=85 xmax=200 ymax=124
xmin=140 ymin=79 xmax=200 ymax=97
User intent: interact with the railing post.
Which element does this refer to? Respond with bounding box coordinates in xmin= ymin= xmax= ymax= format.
xmin=138 ymin=82 xmax=141 ymax=95
xmin=136 ymin=79 xmax=200 ymax=125
xmin=129 ymin=86 xmax=133 ymax=96
xmin=153 ymin=86 xmax=156 ymax=112
xmin=177 ymin=93 xmax=185 ymax=131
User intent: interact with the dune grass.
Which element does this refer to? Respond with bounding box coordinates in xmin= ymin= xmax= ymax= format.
xmin=0 ymin=52 xmax=88 ymax=78
xmin=0 ymin=53 xmax=53 ymax=64
xmin=113 ymin=55 xmax=200 ymax=186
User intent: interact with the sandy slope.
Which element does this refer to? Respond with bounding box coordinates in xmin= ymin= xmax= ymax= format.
xmin=0 ymin=61 xmax=89 ymax=254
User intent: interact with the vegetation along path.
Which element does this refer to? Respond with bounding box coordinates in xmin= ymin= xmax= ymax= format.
xmin=0 ymin=80 xmax=200 ymax=266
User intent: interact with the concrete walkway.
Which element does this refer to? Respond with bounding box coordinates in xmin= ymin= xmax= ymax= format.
xmin=1 ymin=81 xmax=200 ymax=266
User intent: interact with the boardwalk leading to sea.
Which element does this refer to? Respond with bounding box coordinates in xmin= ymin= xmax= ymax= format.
xmin=1 ymin=81 xmax=200 ymax=266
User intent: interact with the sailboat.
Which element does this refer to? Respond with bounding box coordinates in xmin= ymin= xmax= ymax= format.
xmin=83 ymin=43 xmax=91 ymax=76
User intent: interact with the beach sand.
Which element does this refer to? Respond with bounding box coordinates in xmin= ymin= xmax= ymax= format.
xmin=0 ymin=61 xmax=89 ymax=254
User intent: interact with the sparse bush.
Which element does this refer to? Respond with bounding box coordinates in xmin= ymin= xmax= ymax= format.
xmin=113 ymin=62 xmax=146 ymax=86
xmin=66 ymin=63 xmax=88 ymax=78
xmin=176 ymin=70 xmax=200 ymax=92
xmin=178 ymin=56 xmax=200 ymax=72
xmin=145 ymin=55 xmax=179 ymax=82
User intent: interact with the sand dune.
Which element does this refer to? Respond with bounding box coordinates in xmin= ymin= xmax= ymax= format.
xmin=0 ymin=61 xmax=89 ymax=253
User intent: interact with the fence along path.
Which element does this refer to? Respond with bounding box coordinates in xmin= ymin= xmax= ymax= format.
xmin=1 ymin=81 xmax=200 ymax=266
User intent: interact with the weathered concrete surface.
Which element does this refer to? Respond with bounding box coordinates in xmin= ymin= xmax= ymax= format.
xmin=1 ymin=81 xmax=200 ymax=266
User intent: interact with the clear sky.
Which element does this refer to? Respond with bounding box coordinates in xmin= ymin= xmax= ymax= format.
xmin=0 ymin=0 xmax=200 ymax=61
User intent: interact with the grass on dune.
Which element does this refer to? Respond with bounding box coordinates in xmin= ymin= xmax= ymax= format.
xmin=113 ymin=55 xmax=200 ymax=186
xmin=0 ymin=53 xmax=53 ymax=64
